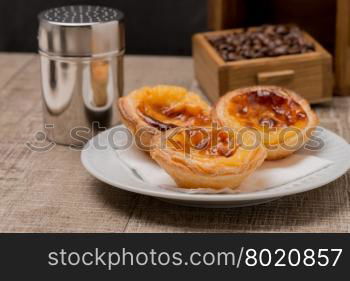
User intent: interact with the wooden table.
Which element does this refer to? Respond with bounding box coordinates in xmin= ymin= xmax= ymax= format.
xmin=0 ymin=53 xmax=349 ymax=233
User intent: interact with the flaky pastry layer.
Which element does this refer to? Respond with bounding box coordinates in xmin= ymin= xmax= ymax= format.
xmin=118 ymin=85 xmax=212 ymax=148
xmin=150 ymin=127 xmax=267 ymax=190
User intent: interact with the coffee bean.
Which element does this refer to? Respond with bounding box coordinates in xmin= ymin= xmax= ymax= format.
xmin=276 ymin=25 xmax=288 ymax=35
xmin=207 ymin=24 xmax=316 ymax=62
xmin=274 ymin=45 xmax=288 ymax=55
xmin=227 ymin=53 xmax=237 ymax=61
xmin=275 ymin=39 xmax=283 ymax=46
xmin=263 ymin=25 xmax=275 ymax=35
xmin=288 ymin=46 xmax=300 ymax=54
xmin=253 ymin=44 xmax=262 ymax=51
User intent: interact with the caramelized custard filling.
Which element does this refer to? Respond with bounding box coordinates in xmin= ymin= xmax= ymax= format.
xmin=139 ymin=112 xmax=177 ymax=131
xmin=228 ymin=90 xmax=308 ymax=130
xmin=137 ymin=102 xmax=211 ymax=130
xmin=168 ymin=129 xmax=239 ymax=158
xmin=132 ymin=86 xmax=211 ymax=130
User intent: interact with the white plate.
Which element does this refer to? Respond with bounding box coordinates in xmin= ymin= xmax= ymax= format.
xmin=81 ymin=126 xmax=350 ymax=208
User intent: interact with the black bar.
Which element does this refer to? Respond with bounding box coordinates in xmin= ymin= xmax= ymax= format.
xmin=0 ymin=234 xmax=348 ymax=279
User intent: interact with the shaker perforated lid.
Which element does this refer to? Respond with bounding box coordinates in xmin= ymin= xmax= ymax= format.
xmin=38 ymin=5 xmax=125 ymax=57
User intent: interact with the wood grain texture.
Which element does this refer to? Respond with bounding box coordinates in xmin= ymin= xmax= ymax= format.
xmin=257 ymin=69 xmax=295 ymax=84
xmin=208 ymin=0 xmax=246 ymax=31
xmin=335 ymin=0 xmax=350 ymax=95
xmin=0 ymin=53 xmax=349 ymax=233
xmin=0 ymin=53 xmax=35 ymax=90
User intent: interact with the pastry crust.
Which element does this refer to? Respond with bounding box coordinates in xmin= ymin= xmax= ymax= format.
xmin=213 ymin=86 xmax=319 ymax=160
xmin=150 ymin=127 xmax=267 ymax=190
xmin=118 ymin=85 xmax=211 ymax=150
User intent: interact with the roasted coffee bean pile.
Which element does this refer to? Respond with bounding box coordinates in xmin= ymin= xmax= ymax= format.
xmin=208 ymin=25 xmax=315 ymax=62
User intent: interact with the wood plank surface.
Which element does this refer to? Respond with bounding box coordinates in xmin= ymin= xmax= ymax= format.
xmin=0 ymin=53 xmax=35 ymax=90
xmin=0 ymin=53 xmax=349 ymax=233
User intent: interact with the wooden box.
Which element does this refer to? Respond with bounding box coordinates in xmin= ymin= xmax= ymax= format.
xmin=193 ymin=28 xmax=333 ymax=104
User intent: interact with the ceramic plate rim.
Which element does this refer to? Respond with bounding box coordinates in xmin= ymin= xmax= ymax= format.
xmin=81 ymin=126 xmax=350 ymax=202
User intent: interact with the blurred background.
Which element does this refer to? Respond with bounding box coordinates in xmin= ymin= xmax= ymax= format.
xmin=0 ymin=0 xmax=207 ymax=55
xmin=0 ymin=0 xmax=336 ymax=56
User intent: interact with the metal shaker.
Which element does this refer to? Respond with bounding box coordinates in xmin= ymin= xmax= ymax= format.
xmin=38 ymin=5 xmax=125 ymax=146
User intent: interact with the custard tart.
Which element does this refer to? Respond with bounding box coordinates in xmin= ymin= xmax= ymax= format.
xmin=150 ymin=126 xmax=266 ymax=190
xmin=118 ymin=85 xmax=212 ymax=149
xmin=214 ymin=86 xmax=319 ymax=160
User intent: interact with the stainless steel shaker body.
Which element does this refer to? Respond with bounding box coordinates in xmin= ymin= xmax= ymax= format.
xmin=38 ymin=6 xmax=124 ymax=146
